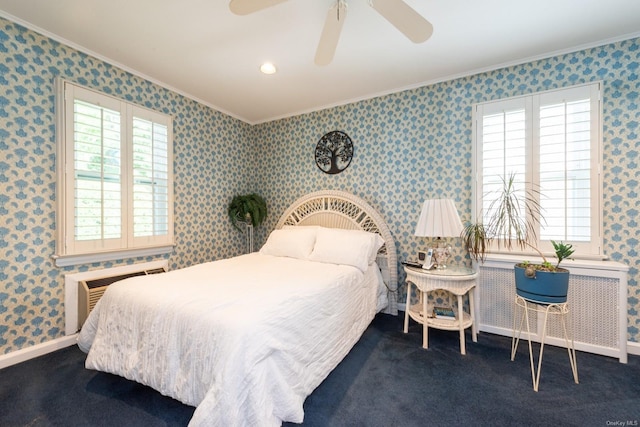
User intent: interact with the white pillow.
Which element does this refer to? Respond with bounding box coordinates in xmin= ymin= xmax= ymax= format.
xmin=308 ymin=227 xmax=385 ymax=272
xmin=365 ymin=232 xmax=385 ymax=265
xmin=259 ymin=227 xmax=317 ymax=260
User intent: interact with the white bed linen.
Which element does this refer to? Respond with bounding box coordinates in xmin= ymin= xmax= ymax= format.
xmin=78 ymin=253 xmax=385 ymax=426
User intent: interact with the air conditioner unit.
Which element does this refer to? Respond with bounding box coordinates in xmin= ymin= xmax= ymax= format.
xmin=78 ymin=267 xmax=167 ymax=328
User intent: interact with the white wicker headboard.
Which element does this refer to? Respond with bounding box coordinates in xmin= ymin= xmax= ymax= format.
xmin=276 ymin=190 xmax=398 ymax=315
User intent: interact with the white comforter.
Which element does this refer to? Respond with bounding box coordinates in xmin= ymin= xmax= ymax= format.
xmin=78 ymin=253 xmax=385 ymax=426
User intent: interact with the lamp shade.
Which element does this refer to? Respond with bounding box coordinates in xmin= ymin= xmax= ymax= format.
xmin=414 ymin=199 xmax=463 ymax=238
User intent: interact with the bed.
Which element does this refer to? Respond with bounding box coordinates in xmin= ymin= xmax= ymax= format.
xmin=77 ymin=190 xmax=398 ymax=426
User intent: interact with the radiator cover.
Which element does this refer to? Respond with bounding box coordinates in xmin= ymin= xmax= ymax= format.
xmin=476 ymin=255 xmax=628 ymax=363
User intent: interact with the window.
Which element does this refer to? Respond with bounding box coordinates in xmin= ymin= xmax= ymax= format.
xmin=54 ymin=80 xmax=174 ymax=266
xmin=473 ymin=82 xmax=602 ymax=258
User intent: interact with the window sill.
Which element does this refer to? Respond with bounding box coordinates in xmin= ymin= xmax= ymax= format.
xmin=52 ymin=244 xmax=174 ymax=267
xmin=478 ymin=253 xmax=628 ymax=273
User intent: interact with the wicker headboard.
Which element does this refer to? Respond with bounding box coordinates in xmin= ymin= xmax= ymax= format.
xmin=276 ymin=190 xmax=398 ymax=315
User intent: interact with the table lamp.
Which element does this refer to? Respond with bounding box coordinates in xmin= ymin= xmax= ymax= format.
xmin=414 ymin=199 xmax=463 ymax=269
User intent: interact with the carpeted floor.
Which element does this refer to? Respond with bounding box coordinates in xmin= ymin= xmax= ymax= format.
xmin=1 ymin=313 xmax=639 ymax=426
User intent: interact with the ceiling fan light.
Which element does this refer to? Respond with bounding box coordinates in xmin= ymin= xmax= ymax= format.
xmin=260 ymin=62 xmax=277 ymax=74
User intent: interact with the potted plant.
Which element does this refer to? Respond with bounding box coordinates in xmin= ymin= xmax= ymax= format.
xmin=514 ymin=240 xmax=575 ymax=303
xmin=228 ymin=193 xmax=268 ymax=252
xmin=461 ymin=173 xmax=575 ymax=303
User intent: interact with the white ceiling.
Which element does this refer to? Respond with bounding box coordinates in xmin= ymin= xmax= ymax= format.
xmin=1 ymin=0 xmax=639 ymax=124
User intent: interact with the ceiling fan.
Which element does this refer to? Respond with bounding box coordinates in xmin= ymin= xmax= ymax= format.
xmin=229 ymin=0 xmax=433 ymax=66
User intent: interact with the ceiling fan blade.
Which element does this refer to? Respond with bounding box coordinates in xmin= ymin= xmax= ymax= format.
xmin=229 ymin=0 xmax=289 ymax=15
xmin=315 ymin=1 xmax=348 ymax=66
xmin=370 ymin=0 xmax=433 ymax=43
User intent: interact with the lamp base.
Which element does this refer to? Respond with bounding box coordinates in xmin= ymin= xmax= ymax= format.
xmin=433 ymin=243 xmax=451 ymax=269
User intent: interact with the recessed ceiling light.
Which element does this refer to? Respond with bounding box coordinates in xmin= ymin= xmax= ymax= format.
xmin=260 ymin=62 xmax=277 ymax=75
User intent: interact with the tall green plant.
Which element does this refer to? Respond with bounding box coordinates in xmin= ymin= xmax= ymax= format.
xmin=228 ymin=193 xmax=267 ymax=231
xmin=462 ymin=174 xmax=575 ymax=272
xmin=462 ymin=173 xmax=546 ymax=262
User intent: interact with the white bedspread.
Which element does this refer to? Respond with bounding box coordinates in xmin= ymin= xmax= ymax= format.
xmin=78 ymin=253 xmax=385 ymax=426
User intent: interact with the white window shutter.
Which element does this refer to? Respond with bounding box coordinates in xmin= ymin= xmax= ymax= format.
xmin=57 ymin=80 xmax=174 ymax=263
xmin=130 ymin=107 xmax=173 ymax=247
xmin=473 ymin=82 xmax=602 ymax=258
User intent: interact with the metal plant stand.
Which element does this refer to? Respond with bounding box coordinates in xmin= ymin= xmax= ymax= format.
xmin=511 ymin=295 xmax=579 ymax=391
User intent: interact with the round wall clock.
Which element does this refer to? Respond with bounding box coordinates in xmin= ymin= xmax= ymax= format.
xmin=314 ymin=130 xmax=353 ymax=175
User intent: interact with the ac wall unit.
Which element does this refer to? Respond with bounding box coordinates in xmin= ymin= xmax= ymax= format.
xmin=78 ymin=267 xmax=167 ymax=329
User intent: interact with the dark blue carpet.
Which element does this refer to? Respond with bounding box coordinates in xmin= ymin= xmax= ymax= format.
xmin=1 ymin=313 xmax=639 ymax=426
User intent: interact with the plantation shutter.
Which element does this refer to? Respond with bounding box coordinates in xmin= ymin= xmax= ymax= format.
xmin=474 ymin=82 xmax=601 ymax=257
xmin=478 ymin=97 xmax=528 ymax=232
xmin=58 ymin=81 xmax=174 ymax=263
xmin=74 ymin=100 xmax=122 ymax=241
xmin=537 ymin=86 xmax=595 ymax=242
xmin=131 ymin=109 xmax=171 ymax=246
xmin=67 ymin=87 xmax=126 ymax=254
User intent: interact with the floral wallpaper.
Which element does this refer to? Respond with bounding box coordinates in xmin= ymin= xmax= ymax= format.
xmin=0 ymin=12 xmax=638 ymax=358
xmin=254 ymin=38 xmax=640 ymax=343
xmin=0 ymin=18 xmax=254 ymax=354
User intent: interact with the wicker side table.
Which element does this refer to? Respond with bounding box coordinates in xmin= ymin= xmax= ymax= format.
xmin=403 ymin=266 xmax=477 ymax=355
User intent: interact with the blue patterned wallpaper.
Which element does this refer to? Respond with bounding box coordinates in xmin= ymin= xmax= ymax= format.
xmin=0 ymin=18 xmax=253 ymax=354
xmin=0 ymin=13 xmax=638 ymax=357
xmin=254 ymin=38 xmax=640 ymax=343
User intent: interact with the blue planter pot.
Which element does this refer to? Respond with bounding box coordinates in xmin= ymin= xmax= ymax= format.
xmin=514 ymin=265 xmax=569 ymax=304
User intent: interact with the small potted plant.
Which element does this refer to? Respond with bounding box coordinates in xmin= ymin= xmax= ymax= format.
xmin=461 ymin=174 xmax=575 ymax=303
xmin=228 ymin=193 xmax=268 ymax=252
xmin=515 ymin=240 xmax=574 ymax=303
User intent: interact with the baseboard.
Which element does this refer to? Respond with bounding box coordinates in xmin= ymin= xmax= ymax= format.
xmin=2 ymin=316 xmax=638 ymax=370
xmin=627 ymin=340 xmax=640 ymax=356
xmin=0 ymin=334 xmax=78 ymax=370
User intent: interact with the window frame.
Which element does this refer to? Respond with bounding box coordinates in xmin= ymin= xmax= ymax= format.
xmin=54 ymin=79 xmax=174 ymax=267
xmin=472 ymin=82 xmax=604 ymax=260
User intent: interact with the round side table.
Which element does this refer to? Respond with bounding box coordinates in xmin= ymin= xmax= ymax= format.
xmin=403 ymin=265 xmax=477 ymax=355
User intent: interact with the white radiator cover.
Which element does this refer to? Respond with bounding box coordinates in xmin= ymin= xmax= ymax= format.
xmin=476 ymin=255 xmax=628 ymax=363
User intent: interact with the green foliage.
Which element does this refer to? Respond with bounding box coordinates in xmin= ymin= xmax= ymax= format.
xmin=462 ymin=174 xmax=575 ymax=273
xmin=228 ymin=193 xmax=268 ymax=231
xmin=519 ymin=241 xmax=574 ymax=271
xmin=462 ymin=173 xmax=543 ymax=262
xmin=541 ymin=261 xmax=555 ymax=270
xmin=461 ymin=222 xmax=489 ymax=263
xmin=485 ymin=173 xmax=542 ymax=253
xmin=552 ymin=240 xmax=575 ymax=269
